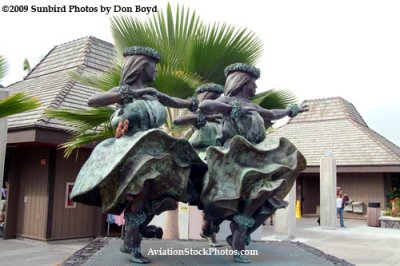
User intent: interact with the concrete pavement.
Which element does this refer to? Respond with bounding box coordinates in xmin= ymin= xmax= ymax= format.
xmin=0 ymin=238 xmax=89 ymax=266
xmin=263 ymin=217 xmax=400 ymax=266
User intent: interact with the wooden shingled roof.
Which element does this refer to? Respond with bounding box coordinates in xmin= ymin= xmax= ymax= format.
xmin=269 ymin=97 xmax=400 ymax=170
xmin=6 ymin=36 xmax=116 ymax=132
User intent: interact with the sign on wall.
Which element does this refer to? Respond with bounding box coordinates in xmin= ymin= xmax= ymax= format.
xmin=65 ymin=182 xmax=76 ymax=208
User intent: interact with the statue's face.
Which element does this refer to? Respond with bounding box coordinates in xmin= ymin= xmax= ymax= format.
xmin=143 ymin=60 xmax=157 ymax=82
xmin=245 ymin=78 xmax=257 ymax=97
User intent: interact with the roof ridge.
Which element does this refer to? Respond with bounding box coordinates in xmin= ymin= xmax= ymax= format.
xmin=53 ymin=36 xmax=92 ymax=48
xmin=340 ymin=98 xmax=368 ymax=126
xmin=80 ymin=36 xmax=94 ymax=69
xmin=350 ymin=119 xmax=400 ymax=161
xmin=25 ymin=36 xmax=94 ymax=80
xmin=303 ymin=96 xmax=343 ymax=102
xmin=24 ymin=46 xmax=57 ymax=80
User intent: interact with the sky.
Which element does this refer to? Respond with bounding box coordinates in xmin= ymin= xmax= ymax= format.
xmin=1 ymin=0 xmax=399 ymax=146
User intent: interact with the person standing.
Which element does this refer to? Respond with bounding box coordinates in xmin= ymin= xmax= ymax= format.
xmin=336 ymin=191 xmax=345 ymax=227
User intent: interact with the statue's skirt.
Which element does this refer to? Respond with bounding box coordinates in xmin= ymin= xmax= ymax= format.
xmin=201 ymin=135 xmax=306 ymax=220
xmin=71 ymin=129 xmax=207 ymax=215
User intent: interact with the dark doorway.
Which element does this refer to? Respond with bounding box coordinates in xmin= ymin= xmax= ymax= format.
xmin=301 ymin=175 xmax=320 ymax=215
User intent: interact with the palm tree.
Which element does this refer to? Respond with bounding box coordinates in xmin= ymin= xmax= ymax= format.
xmin=0 ymin=55 xmax=40 ymax=118
xmin=0 ymin=55 xmax=7 ymax=83
xmin=47 ymin=4 xmax=296 ymax=157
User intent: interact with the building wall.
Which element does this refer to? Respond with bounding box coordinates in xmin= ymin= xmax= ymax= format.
xmin=338 ymin=172 xmax=385 ymax=219
xmin=50 ymin=149 xmax=102 ymax=240
xmin=15 ymin=147 xmax=50 ymax=240
xmin=300 ymin=172 xmax=385 ymax=219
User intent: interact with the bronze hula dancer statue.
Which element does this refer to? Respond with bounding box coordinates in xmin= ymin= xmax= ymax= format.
xmin=70 ymin=46 xmax=207 ymax=263
xmin=174 ymin=83 xmax=224 ymax=247
xmin=199 ymin=63 xmax=308 ymax=263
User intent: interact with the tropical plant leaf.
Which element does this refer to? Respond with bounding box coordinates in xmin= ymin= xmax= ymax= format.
xmin=0 ymin=55 xmax=8 ymax=82
xmin=0 ymin=92 xmax=41 ymax=118
xmin=251 ymin=89 xmax=297 ymax=109
xmin=69 ymin=67 xmax=122 ymax=92
xmin=23 ymin=58 xmax=31 ymax=72
xmin=185 ymin=23 xmax=263 ymax=84
xmin=61 ymin=126 xmax=115 ymax=158
xmin=45 ymin=107 xmax=114 ymax=133
xmin=150 ymin=66 xmax=203 ymax=98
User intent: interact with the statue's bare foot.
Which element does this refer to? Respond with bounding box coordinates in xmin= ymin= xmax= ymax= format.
xmin=210 ymin=241 xmax=223 ymax=247
xmin=119 ymin=244 xmax=129 ymax=254
xmin=234 ymin=254 xmax=251 ymax=263
xmin=131 ymin=252 xmax=150 ymax=264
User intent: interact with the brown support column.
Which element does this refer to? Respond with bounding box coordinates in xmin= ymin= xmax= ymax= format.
xmin=45 ymin=147 xmax=57 ymax=239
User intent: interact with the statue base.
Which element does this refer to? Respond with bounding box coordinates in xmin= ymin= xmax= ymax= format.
xmin=63 ymin=238 xmax=351 ymax=266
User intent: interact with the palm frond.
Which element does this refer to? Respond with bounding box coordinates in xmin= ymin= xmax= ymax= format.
xmin=185 ymin=23 xmax=263 ymax=84
xmin=0 ymin=92 xmax=40 ymax=118
xmin=151 ymin=66 xmax=203 ymax=98
xmin=61 ymin=126 xmax=115 ymax=158
xmin=111 ymin=4 xmax=203 ymax=70
xmin=69 ymin=66 xmax=122 ymax=92
xmin=164 ymin=107 xmax=191 ymax=138
xmin=0 ymin=55 xmax=8 ymax=82
xmin=23 ymin=58 xmax=31 ymax=72
xmin=251 ymin=89 xmax=297 ymax=109
xmin=45 ymin=107 xmax=114 ymax=133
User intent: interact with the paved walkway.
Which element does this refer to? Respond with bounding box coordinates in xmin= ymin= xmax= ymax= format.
xmin=0 ymin=218 xmax=399 ymax=265
xmin=263 ymin=217 xmax=400 ymax=266
xmin=0 ymin=238 xmax=89 ymax=266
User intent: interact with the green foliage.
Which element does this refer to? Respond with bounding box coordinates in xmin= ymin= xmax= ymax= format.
xmin=251 ymin=89 xmax=297 ymax=109
xmin=45 ymin=108 xmax=115 ymax=158
xmin=0 ymin=92 xmax=41 ymax=118
xmin=383 ymin=208 xmax=392 ymax=216
xmin=386 ymin=187 xmax=400 ymax=201
xmin=45 ymin=108 xmax=114 ymax=133
xmin=0 ymin=55 xmax=8 ymax=82
xmin=69 ymin=67 xmax=122 ymax=92
xmin=23 ymin=58 xmax=31 ymax=72
xmin=61 ymin=126 xmax=115 ymax=158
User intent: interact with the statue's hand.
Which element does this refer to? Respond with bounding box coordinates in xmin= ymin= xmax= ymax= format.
xmin=298 ymin=104 xmax=309 ymax=113
xmin=287 ymin=103 xmax=309 ymax=118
